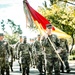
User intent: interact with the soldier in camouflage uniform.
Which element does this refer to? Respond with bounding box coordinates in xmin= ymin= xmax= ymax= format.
xmin=0 ymin=33 xmax=4 ymax=75
xmin=0 ymin=33 xmax=10 ymax=75
xmin=9 ymin=45 xmax=14 ymax=72
xmin=29 ymin=38 xmax=36 ymax=67
xmin=34 ymin=34 xmax=45 ymax=74
xmin=59 ymin=38 xmax=70 ymax=73
xmin=15 ymin=36 xmax=23 ymax=71
xmin=18 ymin=36 xmax=31 ymax=75
xmin=41 ymin=24 xmax=60 ymax=75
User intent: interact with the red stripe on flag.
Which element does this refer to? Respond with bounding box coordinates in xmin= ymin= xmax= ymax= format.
xmin=24 ymin=0 xmax=50 ymax=30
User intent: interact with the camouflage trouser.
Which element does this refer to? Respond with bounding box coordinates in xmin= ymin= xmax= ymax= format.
xmin=18 ymin=60 xmax=22 ymax=71
xmin=0 ymin=58 xmax=5 ymax=75
xmin=36 ymin=55 xmax=45 ymax=74
xmin=21 ymin=54 xmax=30 ymax=75
xmin=0 ymin=60 xmax=1 ymax=74
xmin=31 ymin=53 xmax=36 ymax=66
xmin=0 ymin=65 xmax=1 ymax=75
xmin=46 ymin=55 xmax=60 ymax=75
xmin=60 ymin=56 xmax=70 ymax=72
xmin=9 ymin=59 xmax=13 ymax=71
xmin=1 ymin=63 xmax=10 ymax=75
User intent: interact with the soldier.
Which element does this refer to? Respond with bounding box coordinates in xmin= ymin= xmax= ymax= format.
xmin=15 ymin=36 xmax=23 ymax=71
xmin=0 ymin=33 xmax=4 ymax=75
xmin=29 ymin=38 xmax=36 ymax=67
xmin=9 ymin=45 xmax=14 ymax=72
xmin=59 ymin=38 xmax=70 ymax=73
xmin=34 ymin=34 xmax=45 ymax=74
xmin=41 ymin=24 xmax=60 ymax=75
xmin=0 ymin=33 xmax=10 ymax=75
xmin=18 ymin=36 xmax=31 ymax=75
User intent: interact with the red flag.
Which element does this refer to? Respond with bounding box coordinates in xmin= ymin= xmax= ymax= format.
xmin=23 ymin=0 xmax=55 ymax=30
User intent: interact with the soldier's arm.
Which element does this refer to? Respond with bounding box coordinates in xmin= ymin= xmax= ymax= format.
xmin=65 ymin=40 xmax=69 ymax=53
xmin=28 ymin=44 xmax=32 ymax=53
xmin=5 ymin=42 xmax=10 ymax=55
xmin=34 ymin=41 xmax=37 ymax=48
xmin=18 ymin=44 xmax=21 ymax=58
xmin=55 ymin=35 xmax=60 ymax=47
xmin=11 ymin=46 xmax=14 ymax=57
xmin=41 ymin=36 xmax=49 ymax=47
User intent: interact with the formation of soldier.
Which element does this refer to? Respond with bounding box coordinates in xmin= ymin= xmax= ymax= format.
xmin=0 ymin=24 xmax=71 ymax=75
xmin=0 ymin=33 xmax=10 ymax=75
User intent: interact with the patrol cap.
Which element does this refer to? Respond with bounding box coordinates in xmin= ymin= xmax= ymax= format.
xmin=46 ymin=24 xmax=52 ymax=29
xmin=0 ymin=33 xmax=4 ymax=36
xmin=23 ymin=36 xmax=26 ymax=39
xmin=37 ymin=34 xmax=40 ymax=37
xmin=19 ymin=36 xmax=22 ymax=38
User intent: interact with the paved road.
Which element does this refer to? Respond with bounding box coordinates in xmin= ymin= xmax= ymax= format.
xmin=10 ymin=60 xmax=75 ymax=75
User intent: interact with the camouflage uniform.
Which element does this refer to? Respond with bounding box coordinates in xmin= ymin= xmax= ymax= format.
xmin=42 ymin=34 xmax=60 ymax=75
xmin=15 ymin=42 xmax=22 ymax=71
xmin=59 ymin=38 xmax=70 ymax=73
xmin=0 ymin=33 xmax=10 ymax=75
xmin=18 ymin=36 xmax=31 ymax=75
xmin=0 ymin=33 xmax=5 ymax=75
xmin=30 ymin=40 xmax=36 ymax=67
xmin=34 ymin=35 xmax=45 ymax=74
xmin=9 ymin=45 xmax=14 ymax=72
xmin=41 ymin=25 xmax=60 ymax=75
xmin=15 ymin=36 xmax=23 ymax=71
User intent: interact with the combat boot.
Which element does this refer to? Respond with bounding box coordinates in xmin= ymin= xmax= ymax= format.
xmin=66 ymin=69 xmax=71 ymax=73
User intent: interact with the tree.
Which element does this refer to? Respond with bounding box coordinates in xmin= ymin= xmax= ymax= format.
xmin=38 ymin=1 xmax=75 ymax=54
xmin=1 ymin=20 xmax=5 ymax=32
xmin=7 ymin=19 xmax=22 ymax=34
xmin=0 ymin=19 xmax=22 ymax=44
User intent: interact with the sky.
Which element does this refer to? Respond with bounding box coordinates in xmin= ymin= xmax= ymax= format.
xmin=0 ymin=0 xmax=45 ymax=39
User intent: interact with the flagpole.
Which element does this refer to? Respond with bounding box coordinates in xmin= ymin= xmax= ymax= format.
xmin=47 ymin=36 xmax=65 ymax=68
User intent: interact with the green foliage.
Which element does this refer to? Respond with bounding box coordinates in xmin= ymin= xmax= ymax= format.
xmin=0 ymin=19 xmax=22 ymax=34
xmin=71 ymin=50 xmax=75 ymax=55
xmin=7 ymin=19 xmax=22 ymax=34
xmin=38 ymin=3 xmax=75 ymax=37
xmin=5 ymin=33 xmax=19 ymax=44
xmin=0 ymin=20 xmax=5 ymax=32
xmin=69 ymin=54 xmax=75 ymax=60
xmin=0 ymin=19 xmax=22 ymax=44
xmin=38 ymin=0 xmax=75 ymax=52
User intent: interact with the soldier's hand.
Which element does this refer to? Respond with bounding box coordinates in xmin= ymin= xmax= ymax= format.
xmin=67 ymin=52 xmax=70 ymax=56
xmin=44 ymin=33 xmax=48 ymax=39
xmin=17 ymin=57 xmax=20 ymax=60
xmin=56 ymin=47 xmax=63 ymax=54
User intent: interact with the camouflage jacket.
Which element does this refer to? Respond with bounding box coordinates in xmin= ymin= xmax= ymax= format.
xmin=18 ymin=42 xmax=32 ymax=57
xmin=41 ymin=34 xmax=60 ymax=57
xmin=0 ymin=40 xmax=10 ymax=64
xmin=34 ymin=40 xmax=43 ymax=55
xmin=59 ymin=39 xmax=69 ymax=56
